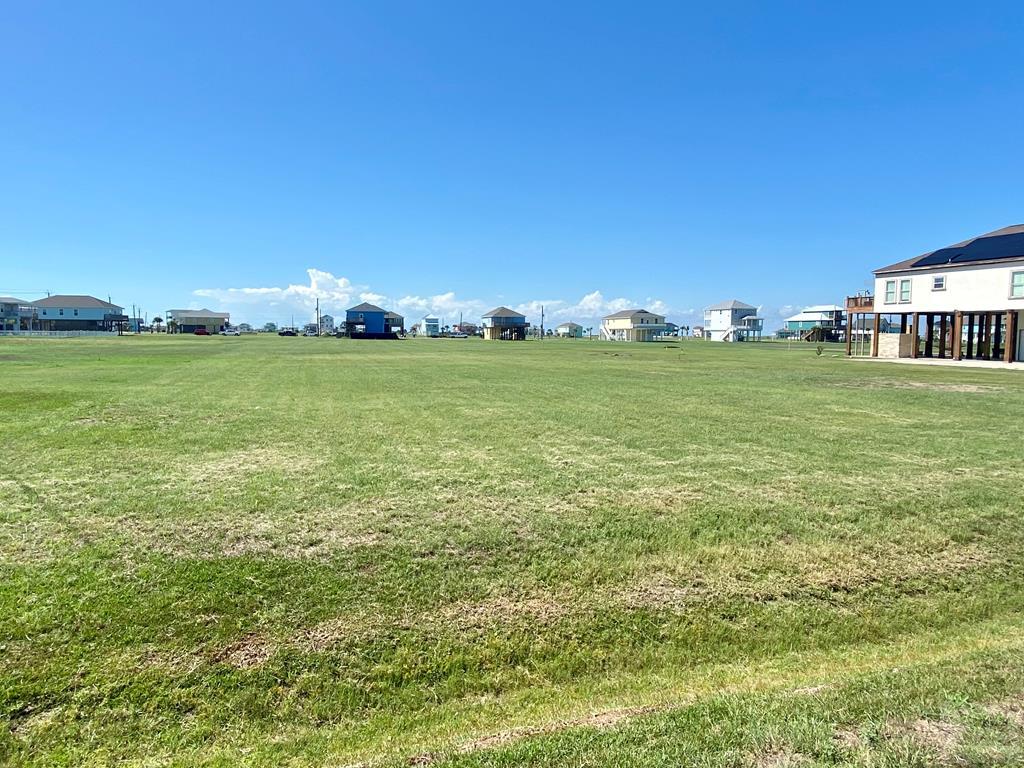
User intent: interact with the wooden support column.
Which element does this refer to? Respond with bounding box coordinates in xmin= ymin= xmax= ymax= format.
xmin=952 ymin=311 xmax=963 ymax=360
xmin=845 ymin=312 xmax=853 ymax=357
xmin=939 ymin=314 xmax=948 ymax=358
xmin=871 ymin=313 xmax=881 ymax=357
xmin=1006 ymin=310 xmax=1019 ymax=363
xmin=910 ymin=313 xmax=919 ymax=358
xmin=900 ymin=313 xmax=908 ymax=333
xmin=993 ymin=313 xmax=1003 ymax=360
xmin=980 ymin=313 xmax=990 ymax=359
xmin=966 ymin=313 xmax=975 ymax=358
xmin=924 ymin=314 xmax=935 ymax=357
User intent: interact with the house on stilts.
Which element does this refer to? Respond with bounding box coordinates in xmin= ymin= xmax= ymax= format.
xmin=846 ymin=225 xmax=1024 ymax=363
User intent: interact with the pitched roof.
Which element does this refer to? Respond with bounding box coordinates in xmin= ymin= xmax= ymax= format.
xmin=32 ymin=295 xmax=121 ymax=309
xmin=602 ymin=308 xmax=663 ymax=320
xmin=705 ymin=299 xmax=756 ymax=311
xmin=556 ymin=321 xmax=583 ymax=328
xmin=875 ymin=225 xmax=1024 ymax=274
xmin=347 ymin=302 xmax=386 ymax=313
xmin=784 ymin=305 xmax=844 ymax=322
xmin=384 ymin=311 xmax=403 ymax=320
xmin=0 ymin=296 xmax=30 ymax=305
xmin=482 ymin=306 xmax=525 ymax=318
xmin=168 ymin=308 xmax=229 ymax=318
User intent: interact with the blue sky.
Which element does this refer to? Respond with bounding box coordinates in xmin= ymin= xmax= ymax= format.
xmin=2 ymin=1 xmax=1023 ymax=327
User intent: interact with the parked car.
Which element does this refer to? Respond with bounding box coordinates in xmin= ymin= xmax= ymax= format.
xmin=278 ymin=329 xmax=297 ymax=336
xmin=303 ymin=329 xmax=318 ymax=337
xmin=194 ymin=328 xmax=210 ymax=336
xmin=222 ymin=328 xmax=241 ymax=336
xmin=451 ymin=332 xmax=468 ymax=338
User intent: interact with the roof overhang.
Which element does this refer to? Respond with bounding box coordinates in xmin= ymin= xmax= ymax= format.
xmin=875 ymin=255 xmax=1024 ymax=276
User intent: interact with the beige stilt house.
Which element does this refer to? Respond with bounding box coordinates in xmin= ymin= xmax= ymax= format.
xmin=847 ymin=225 xmax=1024 ymax=363
xmin=481 ymin=307 xmax=527 ymax=340
xmin=600 ymin=309 xmax=666 ymax=342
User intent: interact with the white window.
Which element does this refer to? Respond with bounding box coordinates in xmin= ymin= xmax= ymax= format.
xmin=1012 ymin=271 xmax=1024 ymax=299
xmin=899 ymin=279 xmax=912 ymax=303
xmin=932 ymin=276 xmax=946 ymax=291
xmin=884 ymin=280 xmax=896 ymax=304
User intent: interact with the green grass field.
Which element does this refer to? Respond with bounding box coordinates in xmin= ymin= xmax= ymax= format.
xmin=2 ymin=335 xmax=1023 ymax=766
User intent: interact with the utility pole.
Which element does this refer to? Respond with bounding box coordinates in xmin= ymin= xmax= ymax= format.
xmin=316 ymin=297 xmax=320 ymax=336
xmin=540 ymin=305 xmax=545 ymax=339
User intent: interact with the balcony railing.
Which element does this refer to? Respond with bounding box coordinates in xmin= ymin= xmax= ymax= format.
xmin=846 ymin=295 xmax=874 ymax=311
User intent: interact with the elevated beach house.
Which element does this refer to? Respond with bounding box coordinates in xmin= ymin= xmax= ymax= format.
xmin=166 ymin=308 xmax=230 ymax=334
xmin=482 ymin=307 xmax=527 ymax=340
xmin=34 ymin=295 xmax=127 ymax=332
xmin=384 ymin=311 xmax=405 ymax=334
xmin=782 ymin=304 xmax=846 ymax=341
xmin=702 ymin=300 xmax=763 ymax=342
xmin=846 ymin=225 xmax=1024 ymax=362
xmin=600 ymin=309 xmax=666 ymax=342
xmin=555 ymin=321 xmax=584 ymax=338
xmin=0 ymin=297 xmax=36 ymax=332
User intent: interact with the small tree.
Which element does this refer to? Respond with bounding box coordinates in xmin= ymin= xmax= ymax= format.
xmin=264 ymin=322 xmax=277 ymax=333
xmin=152 ymin=316 xmax=163 ymax=333
xmin=167 ymin=319 xmax=178 ymax=334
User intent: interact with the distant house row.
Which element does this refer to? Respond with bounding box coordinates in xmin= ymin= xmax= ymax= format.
xmin=0 ymin=295 xmax=128 ymax=333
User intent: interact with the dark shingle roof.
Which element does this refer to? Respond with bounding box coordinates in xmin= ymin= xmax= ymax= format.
xmin=602 ymin=308 xmax=660 ymax=320
xmin=875 ymin=225 xmax=1024 ymax=274
xmin=32 ymin=295 xmax=121 ymax=310
xmin=482 ymin=306 xmax=525 ymax=319
xmin=348 ymin=302 xmax=386 ymax=313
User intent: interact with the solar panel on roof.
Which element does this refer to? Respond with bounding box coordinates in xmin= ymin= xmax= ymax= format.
xmin=915 ymin=232 xmax=1024 ymax=267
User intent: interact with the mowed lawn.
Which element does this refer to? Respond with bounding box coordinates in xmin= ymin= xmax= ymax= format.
xmin=2 ymin=335 xmax=1024 ymax=767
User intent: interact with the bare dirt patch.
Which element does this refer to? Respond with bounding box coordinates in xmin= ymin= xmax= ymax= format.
xmin=885 ymin=717 xmax=962 ymax=759
xmin=215 ymin=633 xmax=276 ymax=669
xmin=833 ymin=728 xmax=864 ymax=752
xmin=10 ymin=705 xmax=62 ymax=739
xmin=984 ymin=693 xmax=1024 ymax=728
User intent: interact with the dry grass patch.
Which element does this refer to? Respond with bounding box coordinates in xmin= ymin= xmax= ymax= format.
xmin=409 ymin=703 xmax=659 ymax=763
xmin=215 ymin=633 xmax=276 ymax=669
xmin=9 ymin=705 xmax=62 ymax=740
xmin=748 ymin=746 xmax=810 ymax=767
xmin=832 ymin=727 xmax=864 ymax=752
xmin=984 ymin=693 xmax=1024 ymax=728
xmin=839 ymin=378 xmax=1004 ymax=394
xmin=620 ymin=541 xmax=994 ymax=612
xmin=884 ymin=717 xmax=963 ymax=760
xmin=434 ymin=592 xmax=573 ymax=631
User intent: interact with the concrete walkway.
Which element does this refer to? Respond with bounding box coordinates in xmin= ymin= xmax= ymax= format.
xmin=849 ymin=356 xmax=1024 ymax=370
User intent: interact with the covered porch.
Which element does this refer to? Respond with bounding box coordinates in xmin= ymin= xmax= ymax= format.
xmin=846 ymin=296 xmax=1023 ymax=363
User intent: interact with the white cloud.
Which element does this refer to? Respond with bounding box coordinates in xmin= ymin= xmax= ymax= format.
xmin=194 ymin=268 xmax=367 ymax=322
xmin=194 ymin=269 xmax=682 ymax=327
xmin=393 ymin=291 xmax=487 ymax=320
xmin=514 ymin=290 xmax=678 ymax=325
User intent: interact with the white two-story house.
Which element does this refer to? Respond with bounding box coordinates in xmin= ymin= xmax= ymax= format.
xmin=702 ymin=300 xmax=763 ymax=342
xmin=847 ymin=224 xmax=1024 ymax=362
